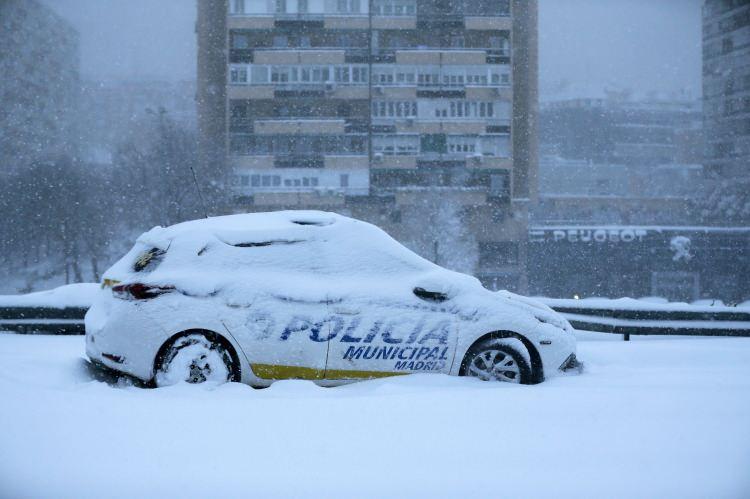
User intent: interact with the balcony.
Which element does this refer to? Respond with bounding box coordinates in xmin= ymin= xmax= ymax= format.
xmin=253 ymin=118 xmax=346 ymax=135
xmin=229 ymin=133 xmax=368 ymax=157
xmin=228 ymin=11 xmax=365 ymax=19
xmin=274 ymin=155 xmax=325 ymax=168
xmin=231 ymin=167 xmax=370 ymax=199
xmin=416 ymin=14 xmax=464 ymax=29
xmin=227 ymin=0 xmax=510 ymax=19
xmin=229 ymin=118 xmax=253 ymax=133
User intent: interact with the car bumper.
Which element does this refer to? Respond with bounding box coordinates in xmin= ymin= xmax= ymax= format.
xmin=85 ymin=296 xmax=167 ymax=382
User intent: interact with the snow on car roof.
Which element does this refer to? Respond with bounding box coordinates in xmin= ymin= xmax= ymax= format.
xmin=106 ymin=211 xmax=458 ymax=300
xmin=139 ymin=210 xmax=339 ymax=242
xmin=135 ymin=210 xmax=435 ymax=271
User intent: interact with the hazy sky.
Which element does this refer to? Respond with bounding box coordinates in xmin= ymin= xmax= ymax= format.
xmin=42 ymin=0 xmax=703 ymax=100
xmin=539 ymin=0 xmax=703 ymax=101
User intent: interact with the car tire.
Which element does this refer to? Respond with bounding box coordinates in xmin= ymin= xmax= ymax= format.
xmin=459 ymin=337 xmax=532 ymax=384
xmin=154 ymin=332 xmax=239 ymax=387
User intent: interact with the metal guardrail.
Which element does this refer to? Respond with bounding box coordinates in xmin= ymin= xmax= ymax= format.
xmin=0 ymin=306 xmax=87 ymax=335
xmin=2 ymin=299 xmax=749 ymax=339
xmin=539 ymin=300 xmax=750 ymax=340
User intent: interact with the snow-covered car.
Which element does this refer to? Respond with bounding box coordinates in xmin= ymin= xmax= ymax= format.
xmin=85 ymin=211 xmax=580 ymax=387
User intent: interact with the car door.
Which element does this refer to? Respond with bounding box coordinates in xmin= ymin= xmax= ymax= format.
xmin=226 ymin=289 xmax=332 ymax=381
xmin=220 ymin=240 xmax=332 ymax=382
xmin=324 ymin=283 xmax=460 ymax=380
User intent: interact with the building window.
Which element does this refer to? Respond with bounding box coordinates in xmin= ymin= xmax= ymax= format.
xmin=373 ymin=135 xmax=419 ymax=155
xmin=298 ymin=0 xmax=308 ymax=13
xmin=372 ymin=100 xmax=417 ymax=118
xmin=436 ymin=101 xmax=496 ymax=119
xmin=447 ymin=136 xmax=477 ymax=154
xmin=232 ymin=33 xmax=249 ymax=49
xmin=340 ymin=174 xmax=349 ymax=187
xmin=373 ymin=0 xmax=416 ymax=15
xmin=337 ymin=0 xmax=360 ymax=13
xmin=275 ymin=0 xmax=287 ymax=13
xmin=421 ymin=134 xmax=447 ymax=154
xmin=273 ymin=35 xmax=288 ymax=47
xmin=230 ymin=0 xmax=245 ymax=14
xmin=489 ymin=173 xmax=508 ymax=196
xmin=230 ymin=66 xmax=248 ymax=83
xmin=335 ymin=66 xmax=350 ymax=83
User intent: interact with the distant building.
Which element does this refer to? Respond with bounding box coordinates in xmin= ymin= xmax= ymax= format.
xmin=702 ymin=0 xmax=750 ymax=177
xmin=78 ymin=80 xmax=197 ymax=164
xmin=0 ymin=0 xmax=79 ymax=172
xmin=527 ymin=223 xmax=750 ymax=303
xmin=534 ymin=156 xmax=703 ymax=226
xmin=527 ymin=156 xmax=749 ymax=302
xmin=196 ymin=0 xmax=538 ymax=292
xmin=540 ymin=97 xmax=703 ymax=167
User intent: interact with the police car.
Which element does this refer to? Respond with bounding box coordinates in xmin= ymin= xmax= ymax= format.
xmin=85 ymin=211 xmax=580 ymax=387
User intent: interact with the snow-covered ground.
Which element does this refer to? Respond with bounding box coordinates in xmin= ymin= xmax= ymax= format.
xmin=0 ymin=283 xmax=98 ymax=308
xmin=1 ymin=333 xmax=749 ymax=499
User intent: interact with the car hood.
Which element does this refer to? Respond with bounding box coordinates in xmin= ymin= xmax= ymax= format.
xmin=489 ymin=289 xmax=573 ymax=333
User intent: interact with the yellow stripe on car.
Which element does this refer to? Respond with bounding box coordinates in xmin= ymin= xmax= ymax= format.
xmin=251 ymin=363 xmax=408 ymax=381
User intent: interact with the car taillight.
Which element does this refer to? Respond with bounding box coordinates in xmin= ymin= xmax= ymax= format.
xmin=112 ymin=283 xmax=174 ymax=300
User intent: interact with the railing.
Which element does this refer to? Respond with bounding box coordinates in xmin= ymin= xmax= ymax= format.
xmin=228 ymin=10 xmax=509 ymax=18
xmin=4 ymin=286 xmax=748 ymax=339
xmin=229 ymin=12 xmax=366 ymax=18
xmin=537 ymin=297 xmax=750 ymax=340
xmin=0 ymin=305 xmax=87 ymax=335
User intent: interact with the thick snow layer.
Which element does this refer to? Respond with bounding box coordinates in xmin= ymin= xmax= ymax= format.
xmin=1 ymin=333 xmax=748 ymax=498
xmin=0 ymin=283 xmax=98 ymax=308
xmin=103 ymin=211 xmax=475 ymax=302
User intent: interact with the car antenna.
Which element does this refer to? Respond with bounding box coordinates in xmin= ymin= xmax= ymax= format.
xmin=189 ymin=163 xmax=210 ymax=219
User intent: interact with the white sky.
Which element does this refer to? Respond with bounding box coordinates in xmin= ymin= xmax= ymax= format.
xmin=42 ymin=0 xmax=703 ymax=100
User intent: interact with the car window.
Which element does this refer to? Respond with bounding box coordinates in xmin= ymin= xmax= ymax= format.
xmin=133 ymin=248 xmax=166 ymax=273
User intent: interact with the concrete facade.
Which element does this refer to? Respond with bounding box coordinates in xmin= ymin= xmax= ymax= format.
xmin=703 ymin=0 xmax=750 ymax=177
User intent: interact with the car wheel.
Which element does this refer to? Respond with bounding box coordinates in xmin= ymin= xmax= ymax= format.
xmin=460 ymin=338 xmax=532 ymax=384
xmin=155 ymin=333 xmax=238 ymax=387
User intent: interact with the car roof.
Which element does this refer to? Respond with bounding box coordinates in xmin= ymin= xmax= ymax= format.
xmin=133 ymin=210 xmax=438 ymax=276
xmin=105 ymin=210 xmax=483 ymax=303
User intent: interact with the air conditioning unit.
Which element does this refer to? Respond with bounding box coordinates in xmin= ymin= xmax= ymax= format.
xmin=374 ymin=153 xmax=384 ymax=162
xmin=406 ymin=118 xmax=415 ymax=126
xmin=374 ymin=87 xmax=384 ymax=95
xmin=325 ymin=83 xmax=335 ymax=92
xmin=471 ymin=154 xmax=483 ymax=164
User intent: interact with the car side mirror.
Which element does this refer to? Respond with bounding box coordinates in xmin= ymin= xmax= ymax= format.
xmin=413 ymin=287 xmax=449 ymax=303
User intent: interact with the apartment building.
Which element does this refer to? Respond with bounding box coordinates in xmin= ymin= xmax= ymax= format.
xmin=197 ymin=0 xmax=538 ymax=292
xmin=0 ymin=0 xmax=79 ymax=173
xmin=703 ymin=0 xmax=750 ymax=177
